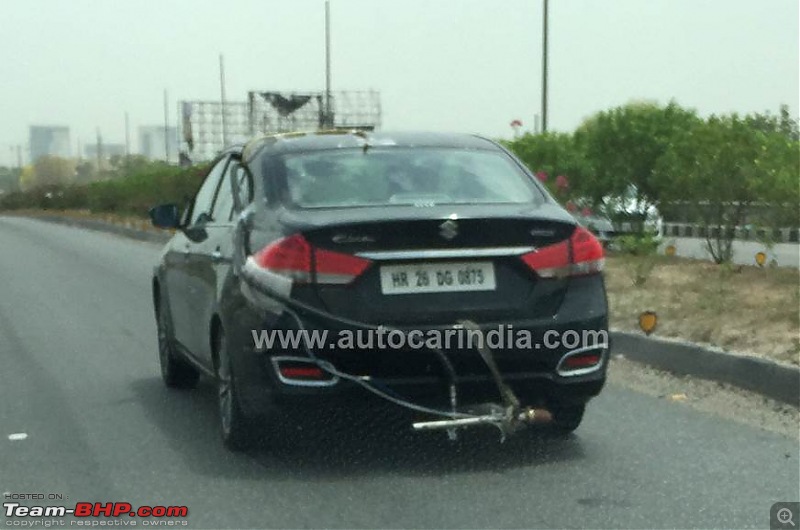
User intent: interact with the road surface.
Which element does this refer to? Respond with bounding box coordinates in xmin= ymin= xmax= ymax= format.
xmin=0 ymin=216 xmax=797 ymax=529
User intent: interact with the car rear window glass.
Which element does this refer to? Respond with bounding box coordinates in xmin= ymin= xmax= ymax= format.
xmin=277 ymin=147 xmax=542 ymax=208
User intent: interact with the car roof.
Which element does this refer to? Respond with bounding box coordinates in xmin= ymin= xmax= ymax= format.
xmin=241 ymin=130 xmax=500 ymax=161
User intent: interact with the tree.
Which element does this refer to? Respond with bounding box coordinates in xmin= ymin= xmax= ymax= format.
xmin=32 ymin=156 xmax=75 ymax=187
xmin=0 ymin=166 xmax=20 ymax=193
xmin=503 ymin=131 xmax=590 ymax=203
xmin=748 ymin=124 xmax=800 ymax=229
xmin=575 ymin=100 xmax=701 ymax=231
xmin=656 ymin=113 xmax=796 ymax=263
xmin=18 ymin=165 xmax=36 ymax=191
xmin=75 ymin=160 xmax=97 ymax=183
xmin=107 ymin=154 xmax=151 ymax=179
xmin=743 ymin=104 xmax=799 ymax=141
xmin=777 ymin=104 xmax=799 ymax=141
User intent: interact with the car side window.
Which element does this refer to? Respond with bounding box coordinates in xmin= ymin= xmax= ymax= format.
xmin=212 ymin=161 xmax=237 ymax=223
xmin=189 ymin=156 xmax=229 ymax=226
xmin=233 ymin=164 xmax=254 ymax=211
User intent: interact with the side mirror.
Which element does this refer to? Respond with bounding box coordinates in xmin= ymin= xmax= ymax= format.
xmin=149 ymin=203 xmax=181 ymax=229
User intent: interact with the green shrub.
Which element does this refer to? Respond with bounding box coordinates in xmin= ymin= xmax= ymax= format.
xmin=0 ymin=162 xmax=208 ymax=217
xmin=616 ymin=233 xmax=661 ymax=256
xmin=615 ymin=233 xmax=661 ymax=286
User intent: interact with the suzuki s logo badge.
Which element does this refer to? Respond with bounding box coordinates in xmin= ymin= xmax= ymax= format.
xmin=439 ymin=219 xmax=458 ymax=240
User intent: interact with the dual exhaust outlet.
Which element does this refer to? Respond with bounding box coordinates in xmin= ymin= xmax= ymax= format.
xmin=270 ymin=345 xmax=606 ymax=437
xmin=271 ymin=346 xmax=606 ymax=387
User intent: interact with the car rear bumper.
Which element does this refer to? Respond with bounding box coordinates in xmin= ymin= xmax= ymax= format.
xmin=267 ymin=369 xmax=607 ymax=410
xmin=223 ymin=272 xmax=609 ymax=416
xmin=226 ymin=311 xmax=608 ymax=417
xmin=234 ymin=357 xmax=607 ymax=418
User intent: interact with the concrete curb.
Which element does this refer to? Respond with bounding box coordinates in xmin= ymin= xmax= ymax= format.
xmin=7 ymin=213 xmax=799 ymax=407
xmin=612 ymin=330 xmax=800 ymax=406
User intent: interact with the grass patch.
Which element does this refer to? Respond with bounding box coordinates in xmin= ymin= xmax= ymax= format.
xmin=605 ymin=254 xmax=800 ymax=365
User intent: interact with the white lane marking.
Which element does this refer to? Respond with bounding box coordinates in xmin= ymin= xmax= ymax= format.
xmin=8 ymin=433 xmax=28 ymax=441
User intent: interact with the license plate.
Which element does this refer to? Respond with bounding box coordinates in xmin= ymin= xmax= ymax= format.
xmin=380 ymin=261 xmax=496 ymax=295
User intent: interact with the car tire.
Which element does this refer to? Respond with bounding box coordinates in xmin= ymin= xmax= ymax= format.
xmin=215 ymin=328 xmax=253 ymax=451
xmin=156 ymin=295 xmax=200 ymax=389
xmin=549 ymin=403 xmax=585 ymax=434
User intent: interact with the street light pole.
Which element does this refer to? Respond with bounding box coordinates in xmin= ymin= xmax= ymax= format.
xmin=163 ymin=89 xmax=170 ymax=163
xmin=219 ymin=54 xmax=228 ymax=146
xmin=124 ymin=112 xmax=130 ymax=158
xmin=325 ymin=0 xmax=332 ymax=128
xmin=541 ymin=0 xmax=549 ymax=133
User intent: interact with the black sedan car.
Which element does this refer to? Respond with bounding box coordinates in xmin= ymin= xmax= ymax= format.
xmin=150 ymin=131 xmax=609 ymax=449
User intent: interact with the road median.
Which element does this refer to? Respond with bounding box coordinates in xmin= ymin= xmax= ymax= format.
xmin=612 ymin=330 xmax=799 ymax=406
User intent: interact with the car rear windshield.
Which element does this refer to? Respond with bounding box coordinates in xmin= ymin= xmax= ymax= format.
xmin=277 ymin=147 xmax=543 ymax=209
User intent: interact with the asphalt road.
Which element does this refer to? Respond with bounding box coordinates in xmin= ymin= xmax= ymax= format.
xmin=1 ymin=216 xmax=797 ymax=529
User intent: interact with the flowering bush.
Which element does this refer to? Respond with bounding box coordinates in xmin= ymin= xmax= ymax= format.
xmin=555 ymin=175 xmax=570 ymax=193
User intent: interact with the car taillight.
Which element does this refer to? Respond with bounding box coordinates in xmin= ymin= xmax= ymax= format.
xmin=253 ymin=234 xmax=371 ymax=284
xmin=569 ymin=226 xmax=605 ymax=275
xmin=315 ymin=247 xmax=373 ymax=284
xmin=557 ymin=349 xmax=605 ymax=376
xmin=279 ymin=365 xmax=325 ymax=379
xmin=254 ymin=234 xmax=312 ymax=280
xmin=521 ymin=226 xmax=604 ymax=278
xmin=563 ymin=353 xmax=602 ymax=369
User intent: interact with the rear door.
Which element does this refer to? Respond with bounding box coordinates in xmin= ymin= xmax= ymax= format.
xmin=172 ymin=155 xmax=229 ymax=359
xmin=187 ymin=157 xmax=245 ymax=364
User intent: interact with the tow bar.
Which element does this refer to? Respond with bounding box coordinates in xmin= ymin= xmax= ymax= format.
xmin=412 ymin=320 xmax=553 ymax=441
xmin=412 ymin=405 xmax=553 ymax=438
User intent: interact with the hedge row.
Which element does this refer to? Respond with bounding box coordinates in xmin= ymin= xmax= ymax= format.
xmin=0 ymin=163 xmax=207 ymax=217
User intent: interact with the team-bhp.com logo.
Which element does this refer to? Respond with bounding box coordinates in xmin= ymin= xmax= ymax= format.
xmin=4 ymin=501 xmax=188 ymax=520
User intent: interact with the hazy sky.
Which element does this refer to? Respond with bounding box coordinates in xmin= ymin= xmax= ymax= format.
xmin=1 ymin=0 xmax=798 ymax=165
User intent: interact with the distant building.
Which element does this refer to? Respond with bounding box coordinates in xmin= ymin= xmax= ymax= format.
xmin=29 ymin=126 xmax=71 ymax=161
xmin=84 ymin=143 xmax=126 ymax=160
xmin=139 ymin=126 xmax=178 ymax=161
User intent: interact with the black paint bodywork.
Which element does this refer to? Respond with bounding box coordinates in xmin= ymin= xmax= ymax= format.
xmin=152 ymin=132 xmax=609 ymax=419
